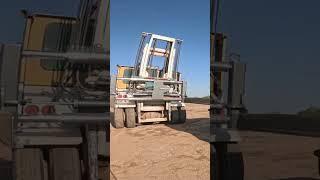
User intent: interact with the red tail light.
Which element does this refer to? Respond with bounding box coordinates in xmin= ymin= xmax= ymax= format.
xmin=41 ymin=105 xmax=56 ymax=115
xmin=24 ymin=105 xmax=39 ymax=115
xmin=117 ymin=95 xmax=123 ymax=98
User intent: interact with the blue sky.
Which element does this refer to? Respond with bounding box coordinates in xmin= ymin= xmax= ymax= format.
xmin=218 ymin=0 xmax=320 ymax=113
xmin=0 ymin=0 xmax=210 ymax=98
xmin=2 ymin=1 xmax=319 ymax=112
xmin=111 ymin=0 xmax=210 ymax=97
xmin=0 ymin=0 xmax=78 ymax=44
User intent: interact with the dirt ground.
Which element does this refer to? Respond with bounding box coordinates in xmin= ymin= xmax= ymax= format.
xmin=110 ymin=103 xmax=210 ymax=180
xmin=240 ymin=131 xmax=320 ymax=180
xmin=110 ymin=103 xmax=320 ymax=180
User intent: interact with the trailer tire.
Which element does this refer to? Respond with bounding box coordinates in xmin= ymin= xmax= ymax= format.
xmin=15 ymin=148 xmax=44 ymax=180
xmin=211 ymin=148 xmax=244 ymax=180
xmin=0 ymin=159 xmax=12 ymax=180
xmin=125 ymin=108 xmax=136 ymax=128
xmin=170 ymin=107 xmax=180 ymax=124
xmin=98 ymin=156 xmax=109 ymax=180
xmin=49 ymin=148 xmax=81 ymax=180
xmin=113 ymin=108 xmax=125 ymax=128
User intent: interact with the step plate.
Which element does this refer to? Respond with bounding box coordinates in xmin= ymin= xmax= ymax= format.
xmin=140 ymin=118 xmax=167 ymax=123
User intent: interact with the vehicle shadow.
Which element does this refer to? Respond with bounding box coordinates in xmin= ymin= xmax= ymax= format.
xmin=110 ymin=110 xmax=210 ymax=143
xmin=165 ymin=117 xmax=210 ymax=143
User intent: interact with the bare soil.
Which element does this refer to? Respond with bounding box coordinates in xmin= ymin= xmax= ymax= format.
xmin=110 ymin=103 xmax=210 ymax=180
xmin=111 ymin=103 xmax=320 ymax=180
xmin=239 ymin=131 xmax=320 ymax=180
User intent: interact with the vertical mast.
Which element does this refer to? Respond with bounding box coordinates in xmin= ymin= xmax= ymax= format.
xmin=77 ymin=0 xmax=109 ymax=51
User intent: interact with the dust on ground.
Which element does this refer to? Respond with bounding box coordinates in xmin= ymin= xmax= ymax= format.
xmin=110 ymin=103 xmax=320 ymax=180
xmin=110 ymin=103 xmax=210 ymax=180
xmin=240 ymin=131 xmax=320 ymax=180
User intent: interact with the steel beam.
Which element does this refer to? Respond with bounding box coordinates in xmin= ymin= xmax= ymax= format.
xmin=22 ymin=50 xmax=108 ymax=62
xmin=18 ymin=114 xmax=109 ymax=123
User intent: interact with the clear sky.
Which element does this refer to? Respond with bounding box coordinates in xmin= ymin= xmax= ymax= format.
xmin=2 ymin=1 xmax=319 ymax=111
xmin=0 ymin=1 xmax=210 ymax=98
xmin=218 ymin=0 xmax=320 ymax=113
xmin=111 ymin=0 xmax=210 ymax=97
xmin=0 ymin=0 xmax=79 ymax=44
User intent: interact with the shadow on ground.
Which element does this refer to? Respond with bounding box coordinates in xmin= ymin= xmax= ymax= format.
xmin=165 ymin=117 xmax=210 ymax=142
xmin=110 ymin=109 xmax=210 ymax=143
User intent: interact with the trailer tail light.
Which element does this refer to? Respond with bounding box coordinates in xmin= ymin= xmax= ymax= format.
xmin=41 ymin=105 xmax=56 ymax=115
xmin=117 ymin=94 xmax=127 ymax=99
xmin=24 ymin=105 xmax=39 ymax=115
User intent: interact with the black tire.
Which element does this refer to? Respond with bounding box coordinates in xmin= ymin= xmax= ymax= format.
xmin=49 ymin=148 xmax=81 ymax=180
xmin=178 ymin=107 xmax=186 ymax=123
xmin=15 ymin=148 xmax=44 ymax=180
xmin=125 ymin=108 xmax=136 ymax=128
xmin=0 ymin=159 xmax=12 ymax=180
xmin=211 ymin=148 xmax=244 ymax=180
xmin=170 ymin=107 xmax=180 ymax=124
xmin=98 ymin=158 xmax=109 ymax=180
xmin=113 ymin=108 xmax=124 ymax=128
xmin=171 ymin=107 xmax=186 ymax=124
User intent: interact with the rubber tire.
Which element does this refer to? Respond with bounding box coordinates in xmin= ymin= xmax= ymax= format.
xmin=113 ymin=108 xmax=125 ymax=128
xmin=211 ymin=148 xmax=244 ymax=180
xmin=98 ymin=159 xmax=109 ymax=180
xmin=178 ymin=107 xmax=187 ymax=123
xmin=0 ymin=159 xmax=12 ymax=180
xmin=314 ymin=149 xmax=320 ymax=175
xmin=49 ymin=148 xmax=81 ymax=180
xmin=15 ymin=148 xmax=44 ymax=180
xmin=125 ymin=108 xmax=136 ymax=128
xmin=170 ymin=107 xmax=180 ymax=124
xmin=171 ymin=107 xmax=186 ymax=124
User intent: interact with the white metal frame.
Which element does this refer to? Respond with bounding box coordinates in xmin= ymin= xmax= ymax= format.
xmin=138 ymin=33 xmax=181 ymax=79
